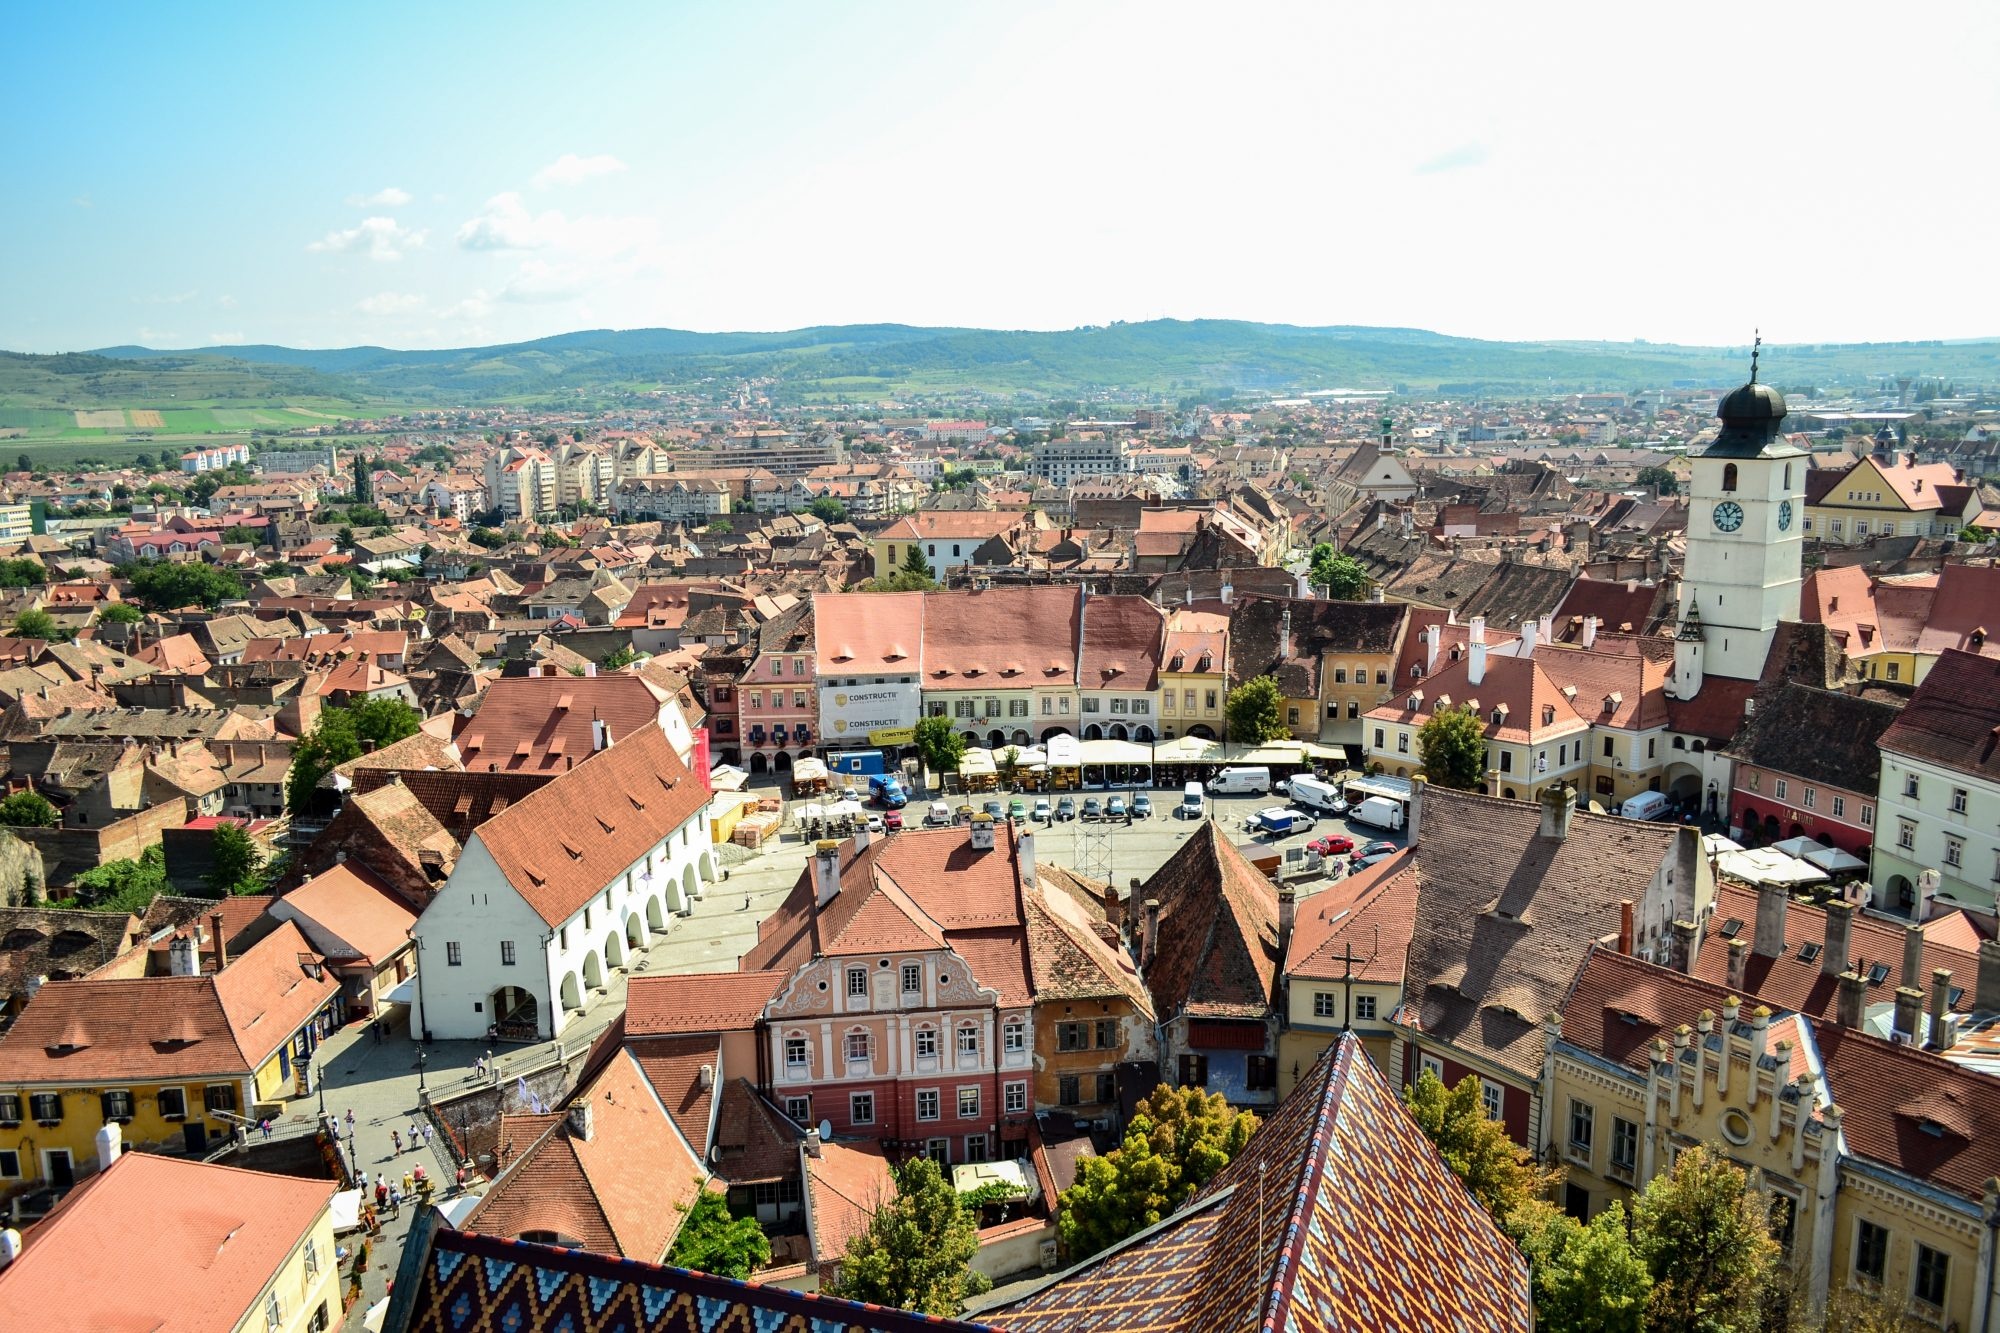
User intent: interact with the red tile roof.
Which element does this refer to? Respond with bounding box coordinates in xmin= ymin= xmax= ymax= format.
xmin=1283 ymin=850 xmax=1419 ymax=983
xmin=625 ymin=969 xmax=788 ymax=1037
xmin=1139 ymin=821 xmax=1280 ymax=1020
xmin=1078 ymin=594 xmax=1165 ymax=691
xmin=813 ymin=592 xmax=925 ymax=674
xmin=628 ymin=1032 xmax=722 ymax=1150
xmin=455 ymin=674 xmax=665 ymax=773
xmin=474 ymin=725 xmax=708 ymax=926
xmin=804 ymin=1139 xmax=895 ymax=1272
xmin=275 ymin=861 xmax=416 ymax=965
xmin=1878 ymin=649 xmax=2000 ymax=781
xmin=921 ymin=587 xmax=1080 ymax=691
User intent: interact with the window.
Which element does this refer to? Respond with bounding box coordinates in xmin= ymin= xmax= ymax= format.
xmin=1313 ymin=991 xmax=1336 ymax=1019
xmin=1721 ymin=463 xmax=1738 ymax=492
xmin=304 ymin=1236 xmax=321 ymax=1279
xmin=1952 ymin=787 xmax=1969 ymax=814
xmin=1603 ymin=736 xmax=1614 ymax=759
xmin=1110 ymin=699 xmax=1128 ymax=714
xmin=1040 ymin=697 xmax=1052 ymax=715
xmin=1009 ymin=699 xmax=1029 ymax=717
xmin=1886 ymin=661 xmax=1900 ymax=682
xmin=0 ymin=1151 xmax=16 ymax=1179
xmin=1567 ymin=1099 xmax=1594 ymax=1162
xmin=849 ymin=1093 xmax=875 ymax=1126
xmin=1288 ymin=708 xmax=1299 ymax=725
xmin=30 ymin=1092 xmax=61 ymax=1123
xmin=1558 ymin=744 xmax=1568 ymax=766
xmin=0 ymin=1093 xmax=18 ymax=1124
xmin=1802 ymin=787 xmax=1815 ymax=810
xmin=1774 ymin=778 xmax=1788 ymax=801
xmin=1005 ymin=1082 xmax=1026 ymax=1113
xmin=1500 ymin=750 xmax=1513 ymax=773
xmin=957 ymin=1026 xmax=979 ymax=1057
xmin=1905 ymin=774 xmax=1920 ymax=798
xmin=1945 ymin=837 xmax=1963 ymax=868
xmin=1096 ymin=1073 xmax=1117 ymax=1103
xmin=101 ymin=1090 xmax=134 ymax=1121
xmin=964 ymin=1133 xmax=989 ymax=1162
xmin=1246 ymin=1055 xmax=1276 ymax=1090
xmin=1768 ymin=1193 xmax=1797 ymax=1257
xmin=1081 ymin=698 xmax=1100 ymax=714
xmin=1481 ymin=1081 xmax=1503 ymax=1120
xmin=901 ymin=963 xmax=922 ymax=994
xmin=1353 ymin=995 xmax=1377 ymax=1020
xmin=1205 ymin=690 xmax=1217 ymax=710
xmin=1346 ymin=701 xmax=1358 ymax=719
xmin=1057 ymin=1022 xmax=1088 ymax=1052
xmin=1178 ymin=1053 xmax=1208 ymax=1086
xmin=1419 ymin=1053 xmax=1443 ymax=1083
xmin=916 ymin=1027 xmax=939 ymax=1059
xmin=958 ymin=1087 xmax=980 ymax=1118
xmin=925 ymin=1137 xmax=950 ymax=1165
xmin=845 ymin=1032 xmax=870 ymax=1063
xmin=1747 ymin=770 xmax=1762 ymax=792
xmin=785 ymin=1036 xmax=808 ymax=1070
xmin=917 ymin=1089 xmax=940 ymax=1121
xmin=1334 ymin=668 xmax=1347 ymax=684
xmin=500 ymin=940 xmax=516 ymax=966
xmin=785 ymin=1096 xmax=810 ymax=1123
xmin=1095 ymin=1019 xmax=1117 ymax=1049
xmin=1373 ymin=727 xmax=1385 ymax=748
xmin=1854 ymin=1220 xmax=1888 ymax=1283
xmin=747 ymin=691 xmax=761 ymax=709
xmin=1914 ymin=1243 xmax=1949 ymax=1309
xmin=1861 ymin=804 xmax=1873 ymax=827
xmin=954 ymin=700 xmax=974 ymax=718
xmin=1898 ymin=820 xmax=1917 ymax=851
xmin=1397 ymin=733 xmax=1410 ymax=754
xmin=1185 ymin=689 xmax=1198 ymax=710
xmin=1647 ymin=737 xmax=1656 ymax=759
xmin=446 ymin=941 xmax=462 ymax=967
xmin=1610 ymin=1117 xmax=1638 ymax=1175
xmin=1058 ymin=1075 xmax=1080 ymax=1106
xmin=1003 ymin=1022 xmax=1024 ymax=1053
xmin=266 ymin=1291 xmax=284 ymax=1332
xmin=307 ymin=1302 xmax=330 ymax=1333
xmin=847 ymin=967 xmax=868 ymax=998
xmin=204 ymin=1085 xmax=237 ymax=1114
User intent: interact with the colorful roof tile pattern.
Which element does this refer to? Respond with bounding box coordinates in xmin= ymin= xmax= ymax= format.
xmin=980 ymin=1033 xmax=1530 ymax=1333
xmin=385 ymin=1216 xmax=995 ymax=1333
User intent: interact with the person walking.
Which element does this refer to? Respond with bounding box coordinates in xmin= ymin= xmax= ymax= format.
xmin=358 ymin=1169 xmax=370 ymax=1192
xmin=421 ymin=1123 xmax=433 ymax=1149
xmin=258 ymin=1118 xmax=271 ymax=1141
xmin=345 ymin=1108 xmax=356 ymax=1135
xmin=391 ymin=1129 xmax=402 ymax=1154
xmin=473 ymin=1054 xmax=485 ymax=1080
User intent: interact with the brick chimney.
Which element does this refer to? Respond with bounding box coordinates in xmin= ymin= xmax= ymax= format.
xmin=210 ymin=912 xmax=227 ymax=971
xmin=1142 ymin=898 xmax=1161 ymax=968
xmin=1821 ymin=901 xmax=1853 ymax=978
xmin=1927 ymin=968 xmax=1953 ymax=1050
xmin=1537 ymin=784 xmax=1575 ymax=841
xmin=1892 ymin=986 xmax=1923 ymax=1043
xmin=1901 ymin=922 xmax=1926 ymax=992
xmin=1617 ymin=900 xmax=1633 ymax=954
xmin=813 ymin=840 xmax=842 ymax=907
xmin=1727 ymin=938 xmax=1748 ymax=991
xmin=1407 ymin=774 xmax=1426 ymax=844
xmin=1752 ymin=884 xmax=1788 ymax=960
xmin=1836 ymin=970 xmax=1867 ymax=1029
xmin=1103 ymin=883 xmax=1123 ymax=937
xmin=567 ymin=1099 xmax=594 ymax=1142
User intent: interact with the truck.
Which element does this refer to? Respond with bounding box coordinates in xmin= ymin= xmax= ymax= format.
xmin=1253 ymin=807 xmax=1318 ymax=837
xmin=1284 ymin=774 xmax=1347 ymax=814
xmin=1206 ymin=766 xmax=1272 ymax=796
xmin=868 ymin=774 xmax=908 ymax=808
xmin=1350 ymin=795 xmax=1405 ymax=832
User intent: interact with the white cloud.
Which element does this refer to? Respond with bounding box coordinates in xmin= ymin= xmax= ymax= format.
xmin=531 ymin=153 xmax=627 ymax=188
xmin=347 ymin=186 xmax=413 ymax=207
xmin=307 ymin=216 xmax=428 ymax=261
xmin=455 ymin=193 xmax=546 ymax=251
xmin=356 ymin=291 xmax=426 ymax=316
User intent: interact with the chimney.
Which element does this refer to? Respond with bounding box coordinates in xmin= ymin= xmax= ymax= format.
xmin=1928 ymin=968 xmax=1953 ymax=1050
xmin=1821 ymin=901 xmax=1853 ymax=978
xmin=210 ymin=912 xmax=227 ymax=971
xmin=1103 ymin=884 xmax=1123 ymax=937
xmin=1752 ymin=884 xmax=1788 ymax=960
xmin=0 ymin=1229 xmax=20 ymax=1271
xmin=1617 ymin=900 xmax=1633 ymax=954
xmin=969 ymin=814 xmax=996 ymax=852
xmin=1142 ymin=898 xmax=1161 ymax=968
xmin=1916 ymin=868 xmax=1938 ymax=924
xmin=1220 ymin=580 xmax=1233 ymax=606
xmin=592 ymin=717 xmax=610 ymax=751
xmin=1671 ymin=918 xmax=1697 ymax=970
xmin=1727 ymin=938 xmax=1748 ymax=992
xmin=1518 ymin=617 xmax=1537 ymax=658
xmin=1977 ymin=940 xmax=2000 ymax=1017
xmin=1424 ymin=624 xmax=1440 ymax=675
xmin=168 ymin=932 xmax=198 ymax=977
xmin=1408 ymin=774 xmax=1426 ymax=844
xmin=1369 ymin=585 xmax=1385 ymax=603
xmin=1016 ymin=827 xmax=1036 ymax=890
xmin=804 ymin=1126 xmax=822 ymax=1158
xmin=1892 ymin=987 xmax=1923 ymax=1043
xmin=1537 ymin=784 xmax=1575 ymax=840
xmin=1279 ymin=606 xmax=1293 ymax=661
xmin=852 ymin=823 xmax=871 ymax=854
xmin=1278 ymin=885 xmax=1296 ymax=955
xmin=1836 ymin=970 xmax=1866 ymax=1030
xmin=567 ymin=1099 xmax=594 ymax=1142
xmin=697 ymin=1064 xmax=713 ymax=1091
xmin=813 ymin=839 xmax=842 ymax=907
xmin=1294 ymin=569 xmax=1311 ymax=599
xmin=1900 ymin=922 xmax=1925 ymax=991
xmin=95 ymin=1123 xmax=122 ymax=1175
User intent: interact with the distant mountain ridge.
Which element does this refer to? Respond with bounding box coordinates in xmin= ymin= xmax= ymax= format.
xmin=50 ymin=319 xmax=2000 ymax=403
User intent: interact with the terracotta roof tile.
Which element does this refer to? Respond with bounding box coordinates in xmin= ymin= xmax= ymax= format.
xmin=1283 ymin=851 xmax=1419 ymax=983
xmin=628 ymin=1033 xmax=722 ymax=1151
xmin=1139 ymin=822 xmax=1280 ymax=1020
xmin=625 ymin=970 xmax=788 ymax=1037
xmin=1878 ymin=649 xmax=2000 ymax=781
xmin=274 ymin=861 xmax=417 ymax=966
xmin=455 ymin=674 xmax=664 ymax=773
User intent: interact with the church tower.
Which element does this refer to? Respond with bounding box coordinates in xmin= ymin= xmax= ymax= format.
xmin=1667 ymin=341 xmax=1805 ymax=696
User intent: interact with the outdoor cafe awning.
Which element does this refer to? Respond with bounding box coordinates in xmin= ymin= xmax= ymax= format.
xmin=1078 ymin=738 xmax=1152 ymax=766
xmin=1044 ymin=733 xmax=1082 ymax=767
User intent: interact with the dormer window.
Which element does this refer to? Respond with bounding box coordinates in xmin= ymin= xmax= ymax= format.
xmin=1491 ymin=708 xmax=1506 ymax=726
xmin=1542 ymin=704 xmax=1557 ymax=726
xmin=1408 ymin=692 xmax=1423 ymax=710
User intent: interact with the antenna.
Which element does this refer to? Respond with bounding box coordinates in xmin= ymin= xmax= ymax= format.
xmin=1749 ymin=330 xmax=1761 ymax=384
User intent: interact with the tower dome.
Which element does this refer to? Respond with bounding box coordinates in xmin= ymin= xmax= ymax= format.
xmin=1706 ymin=337 xmax=1795 ymax=459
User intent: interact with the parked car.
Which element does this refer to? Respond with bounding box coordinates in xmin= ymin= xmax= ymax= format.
xmin=1107 ymin=794 xmax=1128 ymax=819
xmin=883 ymin=809 xmax=904 ymax=831
xmin=1132 ymin=793 xmax=1153 ymax=819
xmin=926 ymin=800 xmax=953 ymax=827
xmin=1081 ymin=797 xmax=1103 ymax=821
xmin=865 ymin=813 xmax=886 ymax=833
xmin=1055 ymin=796 xmax=1077 ymax=821
xmin=1033 ymin=797 xmax=1052 ymax=821
xmin=1309 ymin=834 xmax=1355 ymax=857
xmin=1361 ymin=840 xmax=1399 ymax=857
xmin=1008 ymin=797 xmax=1028 ymax=825
xmin=983 ymin=799 xmax=1004 ymax=821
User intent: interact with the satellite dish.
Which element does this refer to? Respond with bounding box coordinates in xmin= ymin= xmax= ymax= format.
xmin=817 ymin=1119 xmax=834 ymax=1142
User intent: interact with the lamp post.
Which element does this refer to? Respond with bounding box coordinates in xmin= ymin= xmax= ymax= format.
xmin=416 ymin=1045 xmax=428 ymax=1095
xmin=315 ymin=1047 xmax=327 ymax=1118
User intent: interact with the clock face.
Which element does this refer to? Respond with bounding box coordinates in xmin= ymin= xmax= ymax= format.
xmin=1777 ymin=499 xmax=1793 ymax=531
xmin=1713 ymin=501 xmax=1745 ymax=533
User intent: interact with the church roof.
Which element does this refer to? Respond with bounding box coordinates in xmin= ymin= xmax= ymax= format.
xmin=1706 ymin=377 xmax=1807 ymax=461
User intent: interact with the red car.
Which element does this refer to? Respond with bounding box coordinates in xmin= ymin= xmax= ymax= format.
xmin=883 ymin=809 xmax=904 ymax=831
xmin=1309 ymin=834 xmax=1354 ymax=857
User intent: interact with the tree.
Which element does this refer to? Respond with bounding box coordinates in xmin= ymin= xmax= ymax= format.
xmin=1057 ymin=1085 xmax=1258 ymax=1259
xmin=1507 ymin=1200 xmax=1651 ymax=1333
xmin=97 ymin=602 xmax=144 ymax=625
xmin=1308 ymin=543 xmax=1371 ymax=600
xmin=0 ymin=791 xmax=58 ymax=828
xmin=127 ymin=561 xmax=245 ymax=610
xmin=706 ymin=517 xmax=733 ymax=535
xmin=351 ymin=453 xmax=373 ymax=505
xmin=14 ymin=453 xmax=31 ymax=474
xmin=828 ymin=1157 xmax=990 ymax=1316
xmin=901 ymin=545 xmax=934 ymax=580
xmin=861 ymin=570 xmax=936 ymax=593
xmin=1225 ymin=675 xmax=1289 ymax=744
xmin=221 ymin=525 xmax=261 ymax=545
xmin=1417 ymin=705 xmax=1487 ymax=790
xmin=0 ymin=558 xmax=48 ymax=589
xmin=56 ymin=846 xmax=167 ymax=914
xmin=205 ymin=821 xmax=264 ymax=897
xmin=601 ymin=644 xmax=640 ymax=671
xmin=469 ymin=526 xmax=507 ymax=549
xmin=1630 ymin=1144 xmax=1781 ymax=1333
xmin=807 ymin=496 xmax=850 ymax=525
xmin=1636 ymin=466 xmax=1680 ymax=497
xmin=1401 ymin=1069 xmax=1557 ymax=1224
xmin=664 ymin=1191 xmax=770 ymax=1278
xmin=10 ymin=608 xmax=69 ymax=643
xmin=285 ymin=697 xmax=422 ymax=810
xmin=913 ymin=715 xmax=967 ymax=778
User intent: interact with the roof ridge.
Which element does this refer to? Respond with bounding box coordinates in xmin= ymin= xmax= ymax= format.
xmin=1261 ymin=1039 xmax=1356 ymax=1333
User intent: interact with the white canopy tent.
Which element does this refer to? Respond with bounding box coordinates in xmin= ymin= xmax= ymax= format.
xmin=791 ymin=756 xmax=829 ymax=784
xmin=1717 ymin=848 xmax=1829 ymax=889
xmin=1043 ymin=733 xmax=1082 ymax=768
xmin=1077 ymin=738 xmax=1152 ymax=766
xmin=1804 ymin=844 xmax=1869 ymax=876
xmin=1772 ymin=835 xmax=1831 ymax=861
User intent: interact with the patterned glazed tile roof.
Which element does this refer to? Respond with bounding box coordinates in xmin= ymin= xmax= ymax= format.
xmin=979 ymin=1033 xmax=1530 ymax=1333
xmin=386 ymin=1218 xmax=995 ymax=1333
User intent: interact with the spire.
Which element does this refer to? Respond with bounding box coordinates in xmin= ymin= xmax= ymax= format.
xmin=1749 ymin=329 xmax=1761 ymax=384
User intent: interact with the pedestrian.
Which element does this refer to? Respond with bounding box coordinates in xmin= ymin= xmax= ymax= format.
xmin=259 ymin=1118 xmax=271 ymax=1141
xmin=391 ymin=1129 xmax=402 ymax=1153
xmin=345 ymin=1108 xmax=355 ymax=1134
xmin=473 ymin=1054 xmax=485 ymax=1079
xmin=422 ymin=1123 xmax=433 ymax=1148
xmin=359 ymin=1169 xmax=370 ymax=1191
xmin=408 ymin=1120 xmax=420 ymax=1147
xmin=374 ymin=1180 xmax=388 ymax=1209
xmin=372 ymin=1020 xmax=382 ymax=1045
xmin=388 ymin=1182 xmax=402 ymax=1211
xmin=402 ymin=1171 xmax=414 ymax=1197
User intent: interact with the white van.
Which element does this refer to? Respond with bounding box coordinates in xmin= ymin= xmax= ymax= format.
xmin=1206 ymin=766 xmax=1272 ymax=796
xmin=1180 ymin=781 xmax=1205 ymax=820
xmin=1619 ymin=790 xmax=1672 ymax=822
xmin=1285 ymin=774 xmax=1347 ymax=814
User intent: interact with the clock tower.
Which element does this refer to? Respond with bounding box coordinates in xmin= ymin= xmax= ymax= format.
xmin=1668 ymin=349 xmax=1805 ymax=697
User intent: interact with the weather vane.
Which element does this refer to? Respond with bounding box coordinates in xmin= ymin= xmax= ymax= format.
xmin=1749 ymin=329 xmax=1761 ymax=384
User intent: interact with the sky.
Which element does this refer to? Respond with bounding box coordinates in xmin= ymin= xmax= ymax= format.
xmin=3 ymin=0 xmax=1996 ymax=353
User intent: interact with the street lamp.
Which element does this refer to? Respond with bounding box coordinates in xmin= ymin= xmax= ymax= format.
xmin=416 ymin=1046 xmax=428 ymax=1095
xmin=315 ymin=1047 xmax=327 ymax=1117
